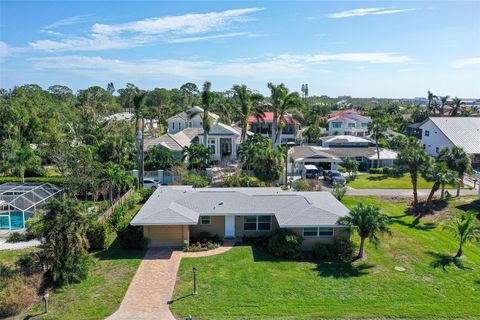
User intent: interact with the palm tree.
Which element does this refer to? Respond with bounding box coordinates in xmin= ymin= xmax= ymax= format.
xmin=103 ymin=162 xmax=124 ymax=203
xmin=422 ymin=162 xmax=458 ymax=211
xmin=182 ymin=144 xmax=211 ymax=170
xmin=7 ymin=144 xmax=41 ymax=183
xmin=396 ymin=137 xmax=431 ymax=214
xmin=426 ymin=90 xmax=437 ymax=115
xmin=438 ymin=146 xmax=472 ymax=196
xmin=338 ymin=203 xmax=391 ymax=260
xmin=443 ymin=211 xmax=480 ymax=257
xmin=438 ymin=95 xmax=449 ymax=115
xmin=232 ymin=84 xmax=264 ymax=144
xmin=369 ymin=117 xmax=389 ymax=168
xmin=201 ymin=81 xmax=214 ymax=148
xmin=450 ymin=97 xmax=464 ymax=117
xmin=133 ymin=91 xmax=147 ymax=187
xmin=267 ymin=83 xmax=303 ymax=147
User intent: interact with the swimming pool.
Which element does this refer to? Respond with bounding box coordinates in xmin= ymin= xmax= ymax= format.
xmin=0 ymin=211 xmax=33 ymax=230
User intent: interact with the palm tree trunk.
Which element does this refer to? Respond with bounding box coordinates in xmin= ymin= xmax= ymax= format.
xmin=425 ymin=182 xmax=440 ymax=213
xmin=272 ymin=111 xmax=278 ymax=147
xmin=412 ymin=175 xmax=419 ymax=214
xmin=376 ymin=140 xmax=381 ymax=169
xmin=441 ymin=183 xmax=446 ymax=200
xmin=455 ymin=242 xmax=463 ymax=257
xmin=109 ymin=186 xmax=113 ymax=204
xmin=136 ymin=116 xmax=144 ymax=188
xmin=357 ymin=237 xmax=366 ymax=260
xmin=456 ymin=176 xmax=463 ymax=197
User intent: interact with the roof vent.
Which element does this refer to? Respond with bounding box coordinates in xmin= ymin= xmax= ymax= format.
xmin=219 ymin=201 xmax=224 ymax=205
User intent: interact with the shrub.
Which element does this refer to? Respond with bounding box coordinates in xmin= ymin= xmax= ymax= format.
xmin=294 ymin=179 xmax=322 ymax=191
xmin=332 ymin=239 xmax=355 ymax=262
xmin=369 ymin=167 xmax=383 ymax=174
xmin=185 ymin=232 xmax=222 ymax=252
xmin=137 ymin=188 xmax=154 ymax=203
xmin=181 ymin=174 xmax=210 ymax=188
xmin=332 ymin=184 xmax=347 ymax=200
xmin=242 ymin=235 xmax=269 ymax=247
xmin=0 ymin=263 xmax=13 ymax=279
xmin=108 ymin=205 xmax=128 ymax=231
xmin=0 ymin=275 xmax=39 ymax=318
xmin=222 ymin=174 xmax=266 ymax=187
xmin=312 ymin=243 xmax=334 ymax=260
xmin=15 ymin=255 xmax=42 ymax=276
xmin=117 ymin=225 xmax=146 ymax=250
xmin=7 ymin=231 xmax=27 ymax=243
xmin=267 ymin=229 xmax=303 ymax=258
xmin=86 ymin=220 xmax=109 ymax=251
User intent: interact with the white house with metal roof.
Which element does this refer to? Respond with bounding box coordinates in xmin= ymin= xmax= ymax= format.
xmin=131 ymin=186 xmax=350 ymax=249
xmin=419 ymin=117 xmax=480 ymax=167
xmin=167 ymin=106 xmax=220 ymax=134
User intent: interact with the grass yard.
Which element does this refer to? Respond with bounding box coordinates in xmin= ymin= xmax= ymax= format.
xmin=347 ymin=173 xmax=461 ymax=189
xmin=170 ymin=196 xmax=480 ymax=319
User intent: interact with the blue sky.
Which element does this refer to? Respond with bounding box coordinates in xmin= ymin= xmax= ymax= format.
xmin=0 ymin=0 xmax=479 ymax=98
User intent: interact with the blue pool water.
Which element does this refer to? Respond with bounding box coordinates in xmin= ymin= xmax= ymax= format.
xmin=0 ymin=211 xmax=33 ymax=230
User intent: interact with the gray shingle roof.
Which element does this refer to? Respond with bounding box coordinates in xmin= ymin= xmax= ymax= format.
xmin=426 ymin=117 xmax=480 ymax=154
xmin=131 ymin=187 xmax=350 ymax=227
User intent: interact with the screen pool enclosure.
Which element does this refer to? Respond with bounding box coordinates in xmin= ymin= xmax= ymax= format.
xmin=0 ymin=183 xmax=62 ymax=231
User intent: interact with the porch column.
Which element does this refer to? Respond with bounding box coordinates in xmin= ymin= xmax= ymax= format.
xmin=232 ymin=138 xmax=237 ymax=159
xmin=216 ymin=137 xmax=220 ymax=160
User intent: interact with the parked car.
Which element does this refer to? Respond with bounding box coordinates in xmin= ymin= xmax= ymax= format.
xmin=303 ymin=165 xmax=321 ymax=179
xmin=143 ymin=179 xmax=161 ymax=189
xmin=323 ymin=170 xmax=346 ymax=185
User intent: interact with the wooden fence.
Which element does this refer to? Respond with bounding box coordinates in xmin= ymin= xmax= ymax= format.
xmin=101 ymin=189 xmax=134 ymax=220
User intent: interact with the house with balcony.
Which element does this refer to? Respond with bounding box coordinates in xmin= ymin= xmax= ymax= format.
xmin=327 ymin=110 xmax=371 ymax=136
xmin=247 ymin=112 xmax=302 ymax=143
xmin=166 ymin=106 xmax=220 ymax=134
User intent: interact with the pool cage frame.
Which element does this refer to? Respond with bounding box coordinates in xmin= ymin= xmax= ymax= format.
xmin=0 ymin=183 xmax=62 ymax=231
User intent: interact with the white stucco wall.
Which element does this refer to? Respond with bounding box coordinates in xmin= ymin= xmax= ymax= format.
xmin=419 ymin=120 xmax=454 ymax=156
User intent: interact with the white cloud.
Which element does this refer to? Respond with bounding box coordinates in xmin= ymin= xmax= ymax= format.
xmin=0 ymin=41 xmax=12 ymax=61
xmin=169 ymin=32 xmax=249 ymax=43
xmin=452 ymin=57 xmax=480 ymax=68
xmin=30 ymin=8 xmax=263 ymax=52
xmin=326 ymin=8 xmax=415 ymax=19
xmin=27 ymin=51 xmax=412 ymax=81
xmin=43 ymin=14 xmax=92 ymax=30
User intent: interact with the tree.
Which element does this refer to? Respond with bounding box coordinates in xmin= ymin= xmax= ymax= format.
xmin=303 ymin=124 xmax=321 ymax=143
xmin=200 ymin=81 xmax=214 ymax=147
xmin=6 ymin=144 xmax=41 ymax=182
xmin=426 ymin=90 xmax=437 ymax=115
xmin=180 ymin=82 xmax=199 ymax=107
xmin=103 ymin=162 xmax=125 ymax=203
xmin=133 ymin=91 xmax=147 ymax=187
xmin=338 ymin=203 xmax=391 ymax=260
xmin=438 ymin=146 xmax=472 ymax=196
xmin=144 ymin=146 xmax=177 ymax=170
xmin=422 ymin=161 xmax=458 ymax=211
xmin=450 ymin=97 xmax=464 ymax=117
xmin=438 ymin=95 xmax=449 ymax=115
xmin=343 ymin=158 xmax=359 ymax=180
xmin=182 ymin=144 xmax=211 ymax=170
xmin=107 ymin=82 xmax=115 ymax=94
xmin=396 ymin=137 xmax=431 ymax=213
xmin=251 ymin=145 xmax=284 ymax=185
xmin=267 ymin=83 xmax=303 ymax=147
xmin=443 ymin=211 xmax=480 ymax=257
xmin=232 ymin=84 xmax=264 ymax=143
xmin=39 ymin=197 xmax=92 ymax=286
xmin=369 ymin=117 xmax=389 ymax=168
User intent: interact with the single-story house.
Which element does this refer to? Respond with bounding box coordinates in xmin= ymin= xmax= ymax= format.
xmin=418 ymin=117 xmax=480 ymax=168
xmin=131 ymin=186 xmax=350 ymax=249
xmin=289 ymin=146 xmax=342 ymax=173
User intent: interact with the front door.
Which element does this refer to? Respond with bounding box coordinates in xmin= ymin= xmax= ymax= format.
xmin=225 ymin=216 xmax=235 ymax=238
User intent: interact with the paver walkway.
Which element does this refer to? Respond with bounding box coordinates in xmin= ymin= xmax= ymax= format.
xmin=107 ymin=241 xmax=235 ymax=320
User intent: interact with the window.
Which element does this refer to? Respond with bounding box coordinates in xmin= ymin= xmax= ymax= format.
xmin=435 ymin=147 xmax=439 ymax=153
xmin=179 ymin=122 xmax=182 ymax=130
xmin=303 ymin=227 xmax=334 ymax=237
xmin=425 ymin=130 xmax=430 ymax=136
xmin=423 ymin=144 xmax=426 ymax=149
xmin=200 ymin=216 xmax=211 ymax=225
xmin=361 ymin=122 xmax=369 ymax=128
xmin=172 ymin=122 xmax=175 ymax=130
xmin=332 ymin=122 xmax=342 ymax=129
xmin=188 ymin=121 xmax=192 ymax=127
xmin=208 ymin=138 xmax=216 ymax=154
xmin=348 ymin=123 xmax=356 ymax=129
xmin=244 ymin=215 xmax=272 ymax=231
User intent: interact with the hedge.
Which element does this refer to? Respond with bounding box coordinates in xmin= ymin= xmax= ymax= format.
xmin=0 ymin=176 xmax=64 ymax=184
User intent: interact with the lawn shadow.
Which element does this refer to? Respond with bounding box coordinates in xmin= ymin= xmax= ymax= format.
xmin=93 ymin=237 xmax=147 ymax=261
xmin=456 ymin=199 xmax=480 ymax=218
xmin=366 ymin=174 xmax=390 ymax=181
xmin=426 ymin=251 xmax=470 ymax=271
xmin=390 ymin=214 xmax=437 ymax=231
xmin=313 ymin=261 xmax=374 ymax=278
xmin=168 ymin=293 xmax=194 ymax=305
xmin=24 ymin=312 xmax=47 ymax=319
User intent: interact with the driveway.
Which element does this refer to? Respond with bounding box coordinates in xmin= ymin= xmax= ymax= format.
xmin=107 ymin=241 xmax=235 ymax=320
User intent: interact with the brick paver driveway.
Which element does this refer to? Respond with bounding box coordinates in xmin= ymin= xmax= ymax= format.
xmin=108 ymin=241 xmax=234 ymax=320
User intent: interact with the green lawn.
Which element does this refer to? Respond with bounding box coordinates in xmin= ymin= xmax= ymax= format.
xmin=170 ymin=196 xmax=480 ymax=319
xmin=347 ymin=173 xmax=460 ymax=189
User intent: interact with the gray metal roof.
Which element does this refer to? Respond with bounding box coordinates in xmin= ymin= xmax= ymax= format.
xmin=131 ymin=187 xmax=349 ymax=227
xmin=423 ymin=117 xmax=480 ymax=154
xmin=0 ymin=183 xmax=62 ymax=212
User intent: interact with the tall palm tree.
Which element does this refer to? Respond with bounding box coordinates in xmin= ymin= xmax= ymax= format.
xmin=201 ymin=81 xmax=214 ymax=148
xmin=338 ymin=203 xmax=391 ymax=260
xmin=103 ymin=162 xmax=124 ymax=203
xmin=396 ymin=137 xmax=431 ymax=213
xmin=450 ymin=97 xmax=464 ymax=117
xmin=267 ymin=83 xmax=303 ymax=147
xmin=7 ymin=144 xmax=40 ymax=183
xmin=426 ymin=90 xmax=437 ymax=115
xmin=438 ymin=146 xmax=472 ymax=196
xmin=438 ymin=95 xmax=449 ymax=115
xmin=369 ymin=117 xmax=389 ymax=168
xmin=133 ymin=91 xmax=147 ymax=187
xmin=443 ymin=211 xmax=480 ymax=257
xmin=422 ymin=162 xmax=458 ymax=211
xmin=232 ymin=84 xmax=264 ymax=144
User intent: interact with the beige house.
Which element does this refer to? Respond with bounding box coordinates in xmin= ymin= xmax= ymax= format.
xmin=131 ymin=187 xmax=350 ymax=250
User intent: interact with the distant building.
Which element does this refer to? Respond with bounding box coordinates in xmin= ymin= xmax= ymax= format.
xmin=326 ymin=110 xmax=371 ymax=137
xmin=246 ymin=112 xmax=302 ymax=143
xmin=419 ymin=117 xmax=480 ymax=167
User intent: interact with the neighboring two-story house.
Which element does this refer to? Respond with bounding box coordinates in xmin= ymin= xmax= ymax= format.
xmin=419 ymin=117 xmax=480 ymax=168
xmin=327 ymin=110 xmax=371 ymax=136
xmin=167 ymin=106 xmax=220 ymax=134
xmin=247 ymin=112 xmax=302 ymax=143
